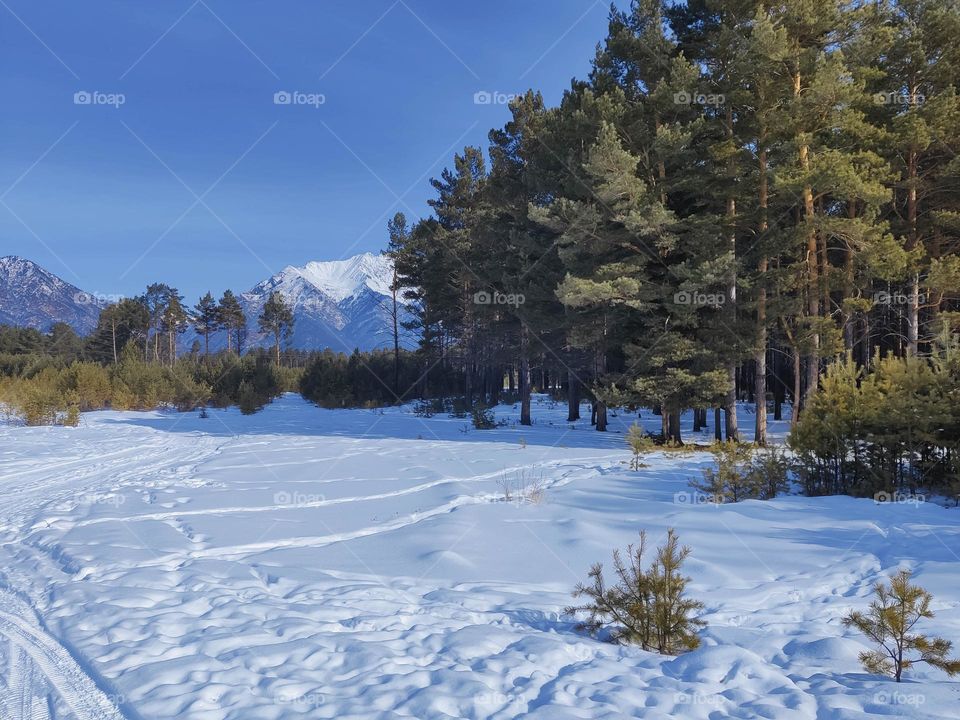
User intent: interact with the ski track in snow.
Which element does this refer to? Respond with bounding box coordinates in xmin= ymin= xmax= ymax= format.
xmin=0 ymin=396 xmax=958 ymax=718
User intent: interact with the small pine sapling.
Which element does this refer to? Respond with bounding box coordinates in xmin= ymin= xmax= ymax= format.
xmin=626 ymin=422 xmax=654 ymax=470
xmin=843 ymin=569 xmax=960 ymax=682
xmin=565 ymin=529 xmax=705 ymax=654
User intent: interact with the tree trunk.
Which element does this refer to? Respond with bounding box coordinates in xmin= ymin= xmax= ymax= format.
xmin=714 ymin=408 xmax=722 ymax=442
xmin=520 ymin=326 xmax=531 ymax=426
xmin=567 ymin=369 xmax=580 ymax=421
xmin=795 ymin=65 xmax=820 ymax=407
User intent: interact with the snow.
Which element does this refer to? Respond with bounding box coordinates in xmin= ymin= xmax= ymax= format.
xmin=296 ymin=252 xmax=394 ymax=303
xmin=1 ymin=395 xmax=959 ymax=718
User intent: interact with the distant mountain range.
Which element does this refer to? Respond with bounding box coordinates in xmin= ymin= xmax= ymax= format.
xmin=0 ymin=256 xmax=103 ymax=334
xmin=0 ymin=253 xmax=408 ymax=352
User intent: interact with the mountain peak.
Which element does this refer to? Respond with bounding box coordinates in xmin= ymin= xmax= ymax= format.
xmin=296 ymin=252 xmax=393 ymax=302
xmin=0 ymin=256 xmax=101 ymax=333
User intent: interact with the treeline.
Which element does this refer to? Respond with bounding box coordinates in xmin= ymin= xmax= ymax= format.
xmin=382 ymin=0 xmax=960 ymax=446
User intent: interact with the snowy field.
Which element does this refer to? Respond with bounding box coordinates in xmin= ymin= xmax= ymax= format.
xmin=0 ymin=395 xmax=959 ymax=719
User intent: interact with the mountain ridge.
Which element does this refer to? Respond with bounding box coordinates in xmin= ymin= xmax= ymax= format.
xmin=0 ymin=253 xmax=405 ymax=352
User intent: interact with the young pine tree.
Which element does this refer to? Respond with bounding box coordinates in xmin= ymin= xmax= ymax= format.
xmin=843 ymin=569 xmax=960 ymax=682
xmin=566 ymin=529 xmax=705 ymax=654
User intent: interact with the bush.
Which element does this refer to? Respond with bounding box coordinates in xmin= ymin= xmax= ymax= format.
xmin=691 ymin=443 xmax=790 ymax=503
xmin=471 ymin=404 xmax=496 ymax=430
xmin=626 ymin=422 xmax=654 ymax=470
xmin=565 ymin=529 xmax=705 ymax=654
xmin=843 ymin=569 xmax=960 ymax=682
xmin=790 ymin=351 xmax=960 ymax=497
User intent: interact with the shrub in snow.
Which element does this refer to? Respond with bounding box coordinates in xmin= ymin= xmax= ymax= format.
xmin=565 ymin=529 xmax=705 ymax=654
xmin=626 ymin=422 xmax=654 ymax=470
xmin=690 ymin=443 xmax=789 ymax=503
xmin=843 ymin=569 xmax=960 ymax=682
xmin=471 ymin=404 xmax=496 ymax=430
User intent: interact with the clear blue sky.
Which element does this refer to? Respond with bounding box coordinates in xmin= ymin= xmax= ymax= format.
xmin=0 ymin=0 xmax=619 ymax=302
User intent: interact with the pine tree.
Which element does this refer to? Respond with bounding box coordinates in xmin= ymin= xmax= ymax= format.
xmin=193 ymin=292 xmax=220 ymax=359
xmin=258 ymin=291 xmax=294 ymax=367
xmin=565 ymin=529 xmax=705 ymax=654
xmin=217 ymin=290 xmax=246 ymax=354
xmin=160 ymin=289 xmax=188 ymax=367
xmin=844 ymin=569 xmax=960 ymax=682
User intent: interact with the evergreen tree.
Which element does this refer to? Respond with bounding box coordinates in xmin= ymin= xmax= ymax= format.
xmin=217 ymin=289 xmax=246 ymax=354
xmin=844 ymin=569 xmax=960 ymax=682
xmin=193 ymin=292 xmax=220 ymax=359
xmin=258 ymin=291 xmax=294 ymax=367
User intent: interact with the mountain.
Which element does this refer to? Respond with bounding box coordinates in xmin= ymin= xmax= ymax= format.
xmin=234 ymin=252 xmax=406 ymax=353
xmin=0 ymin=256 xmax=102 ymax=334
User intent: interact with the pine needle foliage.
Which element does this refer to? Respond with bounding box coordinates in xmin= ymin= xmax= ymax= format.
xmin=843 ymin=569 xmax=960 ymax=682
xmin=565 ymin=529 xmax=706 ymax=654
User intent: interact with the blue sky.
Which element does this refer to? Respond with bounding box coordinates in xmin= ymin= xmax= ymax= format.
xmin=0 ymin=0 xmax=618 ymax=302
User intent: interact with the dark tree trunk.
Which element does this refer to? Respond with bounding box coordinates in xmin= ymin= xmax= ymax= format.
xmin=567 ymin=369 xmax=580 ymax=421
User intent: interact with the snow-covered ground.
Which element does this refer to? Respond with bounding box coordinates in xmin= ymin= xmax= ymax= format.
xmin=0 ymin=395 xmax=958 ymax=719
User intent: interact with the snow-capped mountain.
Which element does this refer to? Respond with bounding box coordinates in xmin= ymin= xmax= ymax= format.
xmin=0 ymin=256 xmax=102 ymax=334
xmin=236 ymin=252 xmax=405 ymax=352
